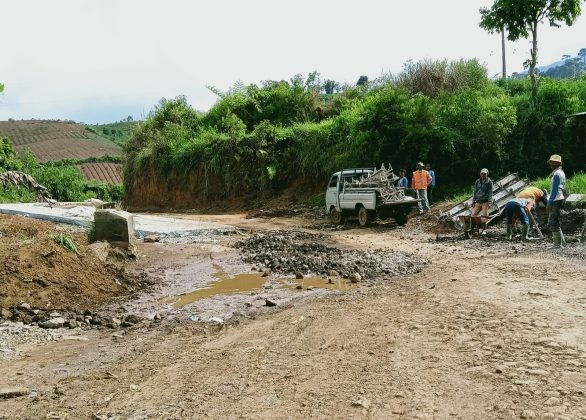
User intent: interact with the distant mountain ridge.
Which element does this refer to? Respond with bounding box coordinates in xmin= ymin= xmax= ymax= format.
xmin=514 ymin=48 xmax=586 ymax=79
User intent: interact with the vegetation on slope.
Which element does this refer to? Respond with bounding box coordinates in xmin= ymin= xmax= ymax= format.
xmin=0 ymin=137 xmax=122 ymax=203
xmin=86 ymin=120 xmax=139 ymax=147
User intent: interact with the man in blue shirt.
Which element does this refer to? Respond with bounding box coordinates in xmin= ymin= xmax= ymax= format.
xmin=425 ymin=163 xmax=435 ymax=206
xmin=397 ymin=169 xmax=409 ymax=189
xmin=547 ymin=154 xmax=567 ymax=248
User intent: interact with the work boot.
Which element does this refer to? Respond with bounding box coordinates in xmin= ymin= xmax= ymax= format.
xmin=521 ymin=225 xmax=530 ymax=242
xmin=560 ymin=231 xmax=567 ymax=248
xmin=506 ymin=225 xmax=512 ymax=240
xmin=551 ymin=232 xmax=561 ymax=249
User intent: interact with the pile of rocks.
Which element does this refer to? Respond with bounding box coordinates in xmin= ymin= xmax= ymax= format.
xmin=237 ymin=230 xmax=423 ymax=280
xmin=0 ymin=303 xmax=144 ymax=330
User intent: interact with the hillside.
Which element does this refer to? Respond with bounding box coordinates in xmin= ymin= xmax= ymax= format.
xmin=0 ymin=120 xmax=123 ymax=184
xmin=85 ymin=120 xmax=139 ymax=147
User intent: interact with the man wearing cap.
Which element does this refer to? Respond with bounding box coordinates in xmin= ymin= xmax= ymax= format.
xmin=412 ymin=162 xmax=432 ymax=213
xmin=547 ymin=154 xmax=568 ymax=248
xmin=472 ymin=168 xmax=493 ymax=223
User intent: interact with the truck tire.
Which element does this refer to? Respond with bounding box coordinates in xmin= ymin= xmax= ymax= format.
xmin=358 ymin=206 xmax=372 ymax=227
xmin=329 ymin=208 xmax=342 ymax=224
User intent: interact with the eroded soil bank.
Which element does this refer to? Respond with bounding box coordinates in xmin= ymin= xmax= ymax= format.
xmin=1 ymin=211 xmax=586 ymax=419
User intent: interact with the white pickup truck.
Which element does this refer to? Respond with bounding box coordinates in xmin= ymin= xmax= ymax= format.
xmin=325 ymin=168 xmax=418 ymax=226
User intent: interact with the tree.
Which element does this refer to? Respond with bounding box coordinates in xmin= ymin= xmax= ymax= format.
xmin=480 ymin=0 xmax=582 ymax=98
xmin=0 ymin=83 xmax=4 ymax=93
xmin=579 ymin=47 xmax=586 ymax=63
xmin=322 ymin=79 xmax=340 ymax=94
xmin=356 ymin=75 xmax=368 ymax=86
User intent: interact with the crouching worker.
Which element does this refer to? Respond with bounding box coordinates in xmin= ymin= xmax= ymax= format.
xmin=504 ymin=197 xmax=535 ymax=241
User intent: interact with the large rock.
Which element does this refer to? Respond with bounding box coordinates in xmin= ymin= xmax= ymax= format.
xmin=87 ymin=241 xmax=111 ymax=263
xmin=93 ymin=210 xmax=137 ymax=254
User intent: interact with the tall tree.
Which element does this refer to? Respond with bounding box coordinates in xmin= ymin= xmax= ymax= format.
xmin=579 ymin=47 xmax=586 ymax=63
xmin=480 ymin=0 xmax=583 ymax=98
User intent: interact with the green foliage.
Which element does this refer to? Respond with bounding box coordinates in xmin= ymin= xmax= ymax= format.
xmin=0 ymin=136 xmax=23 ymax=171
xmin=395 ymin=59 xmax=489 ymax=97
xmin=533 ymin=172 xmax=586 ymax=194
xmin=85 ymin=121 xmax=139 ymax=147
xmin=52 ymin=233 xmax=80 ymax=254
xmin=124 ymin=67 xmax=586 ymax=205
xmin=480 ymin=0 xmax=583 ymax=96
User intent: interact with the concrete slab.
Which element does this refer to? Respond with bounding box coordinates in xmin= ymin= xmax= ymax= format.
xmin=0 ymin=203 xmax=235 ymax=240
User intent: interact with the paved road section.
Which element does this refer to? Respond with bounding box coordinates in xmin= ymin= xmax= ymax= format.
xmin=0 ymin=203 xmax=235 ymax=239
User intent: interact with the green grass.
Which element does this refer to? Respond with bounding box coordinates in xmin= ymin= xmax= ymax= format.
xmin=85 ymin=121 xmax=139 ymax=147
xmin=532 ymin=172 xmax=586 ymax=194
xmin=52 ymin=233 xmax=80 ymax=254
xmin=304 ymin=193 xmax=325 ymax=208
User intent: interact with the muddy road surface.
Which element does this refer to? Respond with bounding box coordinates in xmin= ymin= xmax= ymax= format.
xmin=1 ymin=213 xmax=586 ymax=419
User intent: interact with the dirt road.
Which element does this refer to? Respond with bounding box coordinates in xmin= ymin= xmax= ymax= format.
xmin=1 ymin=214 xmax=586 ymax=419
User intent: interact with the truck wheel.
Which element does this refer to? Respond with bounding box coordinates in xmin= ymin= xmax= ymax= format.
xmin=358 ymin=206 xmax=371 ymax=227
xmin=329 ymin=208 xmax=342 ymax=224
xmin=395 ymin=212 xmax=409 ymax=226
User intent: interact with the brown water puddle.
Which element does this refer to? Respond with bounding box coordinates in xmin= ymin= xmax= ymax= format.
xmin=164 ymin=264 xmax=357 ymax=308
xmin=165 ymin=264 xmax=266 ymax=308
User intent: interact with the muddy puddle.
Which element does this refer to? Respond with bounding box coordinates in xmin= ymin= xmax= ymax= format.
xmin=163 ymin=264 xmax=356 ymax=308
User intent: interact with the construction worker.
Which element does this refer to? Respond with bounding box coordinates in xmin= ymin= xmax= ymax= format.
xmin=509 ymin=186 xmax=547 ymax=231
xmin=517 ymin=186 xmax=548 ymax=206
xmin=471 ymin=168 xmax=493 ymax=233
xmin=397 ymin=169 xmax=409 ymax=189
xmin=412 ymin=162 xmax=432 ymax=213
xmin=425 ymin=163 xmax=436 ymax=205
xmin=547 ymin=154 xmax=568 ymax=248
xmin=504 ymin=197 xmax=535 ymax=241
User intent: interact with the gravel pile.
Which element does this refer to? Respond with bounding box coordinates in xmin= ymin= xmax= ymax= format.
xmin=0 ymin=321 xmax=64 ymax=358
xmin=0 ymin=304 xmax=146 ymax=331
xmin=236 ymin=230 xmax=423 ymax=280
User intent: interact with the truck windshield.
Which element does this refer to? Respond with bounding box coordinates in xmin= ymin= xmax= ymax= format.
xmin=328 ymin=175 xmax=339 ymax=188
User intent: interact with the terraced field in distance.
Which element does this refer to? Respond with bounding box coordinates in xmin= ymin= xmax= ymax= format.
xmin=0 ymin=120 xmax=121 ymax=162
xmin=78 ymin=162 xmax=123 ymax=184
xmin=0 ymin=120 xmax=123 ymax=184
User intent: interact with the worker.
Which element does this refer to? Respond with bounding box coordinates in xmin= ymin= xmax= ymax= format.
xmin=509 ymin=186 xmax=547 ymax=230
xmin=504 ymin=197 xmax=535 ymax=241
xmin=517 ymin=186 xmax=548 ymax=206
xmin=425 ymin=163 xmax=436 ymax=206
xmin=397 ymin=169 xmax=409 ymax=189
xmin=547 ymin=154 xmax=568 ymax=248
xmin=471 ymin=168 xmax=493 ymax=233
xmin=412 ymin=162 xmax=432 ymax=213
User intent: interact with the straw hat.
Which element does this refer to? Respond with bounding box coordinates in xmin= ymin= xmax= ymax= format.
xmin=548 ymin=154 xmax=562 ymax=164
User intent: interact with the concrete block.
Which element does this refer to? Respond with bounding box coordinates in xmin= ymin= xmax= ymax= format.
xmin=93 ymin=209 xmax=137 ymax=254
xmin=564 ymin=194 xmax=586 ymax=210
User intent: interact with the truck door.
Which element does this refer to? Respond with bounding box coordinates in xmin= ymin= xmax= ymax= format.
xmin=325 ymin=174 xmax=340 ymax=211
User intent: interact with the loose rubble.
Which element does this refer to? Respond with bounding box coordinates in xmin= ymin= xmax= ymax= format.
xmin=237 ymin=230 xmax=423 ymax=280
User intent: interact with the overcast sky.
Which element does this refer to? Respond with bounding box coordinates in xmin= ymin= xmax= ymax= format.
xmin=1 ymin=0 xmax=586 ymax=124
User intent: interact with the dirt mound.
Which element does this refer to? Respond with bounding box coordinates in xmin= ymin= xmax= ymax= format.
xmin=236 ymin=230 xmax=423 ymax=280
xmin=0 ymin=215 xmax=138 ymax=311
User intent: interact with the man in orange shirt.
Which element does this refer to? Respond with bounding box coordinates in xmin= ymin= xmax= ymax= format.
xmin=412 ymin=162 xmax=432 ymax=213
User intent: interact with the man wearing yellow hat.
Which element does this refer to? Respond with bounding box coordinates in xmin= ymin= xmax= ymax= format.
xmin=547 ymin=154 xmax=568 ymax=248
